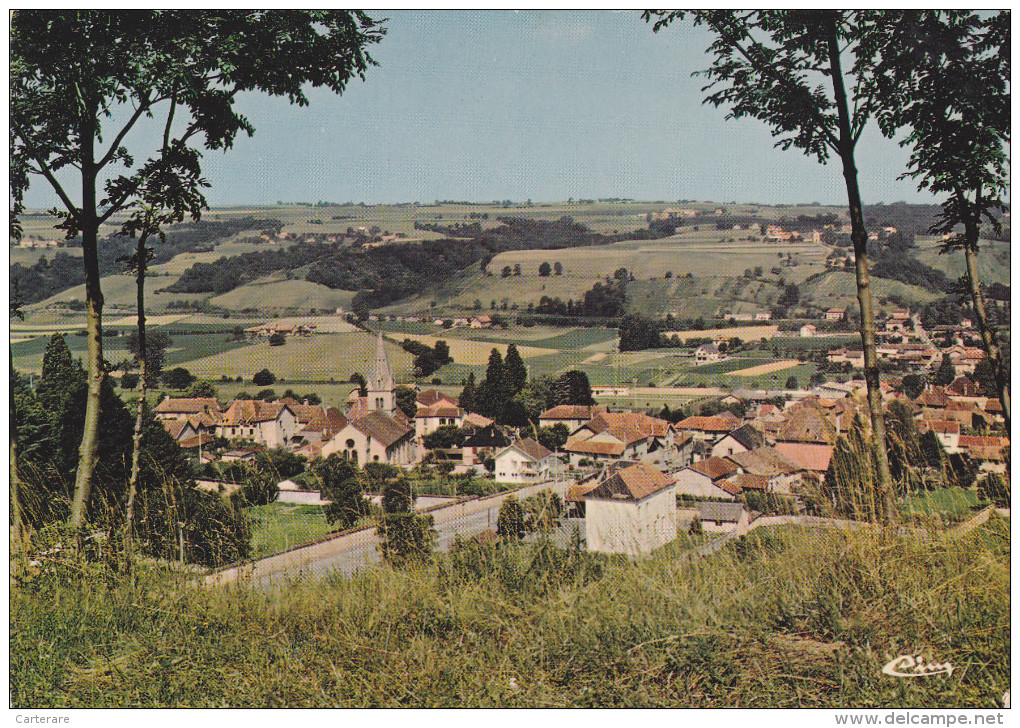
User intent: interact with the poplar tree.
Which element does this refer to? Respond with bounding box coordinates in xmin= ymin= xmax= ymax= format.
xmin=644 ymin=10 xmax=898 ymax=502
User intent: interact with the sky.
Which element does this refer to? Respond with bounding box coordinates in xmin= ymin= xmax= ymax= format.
xmin=22 ymin=10 xmax=946 ymax=210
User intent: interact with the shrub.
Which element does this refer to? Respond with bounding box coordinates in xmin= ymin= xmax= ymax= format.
xmin=252 ymin=368 xmax=276 ymax=386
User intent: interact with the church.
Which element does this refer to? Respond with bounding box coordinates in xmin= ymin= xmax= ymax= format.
xmin=320 ymin=334 xmax=418 ymax=466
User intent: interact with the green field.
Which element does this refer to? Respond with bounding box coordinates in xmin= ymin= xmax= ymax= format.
xmin=249 ymin=503 xmax=341 ymax=558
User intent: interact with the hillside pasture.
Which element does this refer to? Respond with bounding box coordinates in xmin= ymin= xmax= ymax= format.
xmin=914 ymin=237 xmax=1010 ymax=287
xmin=804 ymin=271 xmax=941 ymax=311
xmin=208 ymin=276 xmax=357 ymax=313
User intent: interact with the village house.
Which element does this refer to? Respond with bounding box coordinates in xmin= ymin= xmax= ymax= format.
xmin=414 ymin=403 xmax=465 ymax=439
xmin=562 ymin=411 xmax=671 ymax=467
xmin=493 ymin=438 xmax=562 ymax=484
xmin=276 ymin=397 xmax=347 ymax=449
xmin=917 ymin=420 xmax=961 ymax=453
xmin=885 ymin=310 xmax=911 ymax=332
xmin=215 ymin=399 xmax=299 ymax=449
xmin=724 ymin=446 xmax=804 ymax=496
xmin=583 ymin=462 xmax=679 ymax=557
xmin=674 ymin=412 xmax=743 ymax=444
xmin=538 ymin=404 xmax=605 ymax=432
xmin=824 ymin=307 xmax=846 ymax=322
xmin=460 ymin=424 xmax=513 ymax=468
xmin=710 ymin=423 xmax=765 ymax=459
xmin=673 ymin=457 xmax=741 ymax=500
xmin=154 ymin=396 xmax=222 ymax=422
xmin=799 ymin=324 xmax=817 ymax=338
xmin=958 ymin=435 xmax=1010 ymax=475
xmin=416 ymin=388 xmax=459 ymax=408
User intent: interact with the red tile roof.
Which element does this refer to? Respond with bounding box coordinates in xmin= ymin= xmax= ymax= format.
xmin=351 ymin=411 xmax=414 ymax=448
xmin=585 ymin=463 xmax=674 ymax=502
xmin=689 ymin=456 xmax=740 ymax=481
xmin=414 ymin=404 xmax=464 ymax=419
xmin=774 ymin=442 xmax=834 ymax=473
xmin=217 ymin=399 xmax=292 ymax=426
xmin=417 ymin=388 xmax=458 ymax=407
xmin=564 ymin=439 xmax=626 ymax=456
xmin=676 ymin=414 xmax=740 ymax=433
xmin=507 ymin=437 xmax=554 ymax=462
xmin=540 ymin=404 xmax=601 ymax=420
xmin=155 ymin=397 xmax=221 ymax=415
xmin=918 ymin=420 xmax=960 ymax=435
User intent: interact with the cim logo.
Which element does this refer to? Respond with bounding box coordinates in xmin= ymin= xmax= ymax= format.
xmin=882 ymin=654 xmax=954 ymax=678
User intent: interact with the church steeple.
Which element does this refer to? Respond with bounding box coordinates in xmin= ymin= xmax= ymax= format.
xmin=368 ymin=333 xmax=395 ymax=413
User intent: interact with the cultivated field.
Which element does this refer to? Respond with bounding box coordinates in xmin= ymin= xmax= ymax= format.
xmin=181 ymin=331 xmax=416 ymax=382
xmin=662 ymin=325 xmax=778 ymax=342
xmin=729 ymin=359 xmax=801 ymax=377
xmin=391 ymin=333 xmax=558 ymax=364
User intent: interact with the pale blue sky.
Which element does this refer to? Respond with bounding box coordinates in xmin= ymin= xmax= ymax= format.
xmin=23 ymin=10 xmax=941 ymax=209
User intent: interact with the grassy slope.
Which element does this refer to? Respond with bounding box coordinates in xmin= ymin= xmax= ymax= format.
xmin=11 ymin=517 xmax=1009 ymax=708
xmin=914 ymin=237 xmax=1011 ymax=288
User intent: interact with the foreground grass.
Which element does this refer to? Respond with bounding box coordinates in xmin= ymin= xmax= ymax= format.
xmin=11 ymin=516 xmax=1010 ymax=708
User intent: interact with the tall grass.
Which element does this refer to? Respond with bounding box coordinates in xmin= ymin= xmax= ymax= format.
xmin=11 ymin=517 xmax=1010 ymax=708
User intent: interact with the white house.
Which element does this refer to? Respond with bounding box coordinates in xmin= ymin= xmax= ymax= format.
xmin=494 ymin=438 xmax=562 ymax=484
xmin=584 ymin=462 xmax=679 ymax=557
xmin=414 ymin=403 xmax=465 ymax=439
xmin=695 ymin=343 xmax=722 ymax=363
xmin=799 ymin=324 xmax=817 ymax=338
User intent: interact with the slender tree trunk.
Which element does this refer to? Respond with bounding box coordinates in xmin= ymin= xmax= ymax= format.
xmin=10 ymin=350 xmax=25 ymax=570
xmin=125 ymin=230 xmax=152 ymax=562
xmin=962 ymin=215 xmax=1011 ymax=433
xmin=824 ymin=19 xmax=896 ymax=517
xmin=69 ymin=125 xmax=104 ymax=529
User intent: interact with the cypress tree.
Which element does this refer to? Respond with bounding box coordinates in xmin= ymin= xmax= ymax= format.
xmin=504 ymin=344 xmax=528 ymax=396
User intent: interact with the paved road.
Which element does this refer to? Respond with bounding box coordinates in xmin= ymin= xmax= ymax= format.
xmin=206 ymin=477 xmax=572 ymax=589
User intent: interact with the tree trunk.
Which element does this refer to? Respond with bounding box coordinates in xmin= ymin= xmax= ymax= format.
xmin=962 ymin=217 xmax=1010 ymax=432
xmin=10 ymin=350 xmax=25 ymax=570
xmin=125 ymin=231 xmax=151 ymax=562
xmin=824 ymin=19 xmax=896 ymax=516
xmin=69 ymin=130 xmax=104 ymax=529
